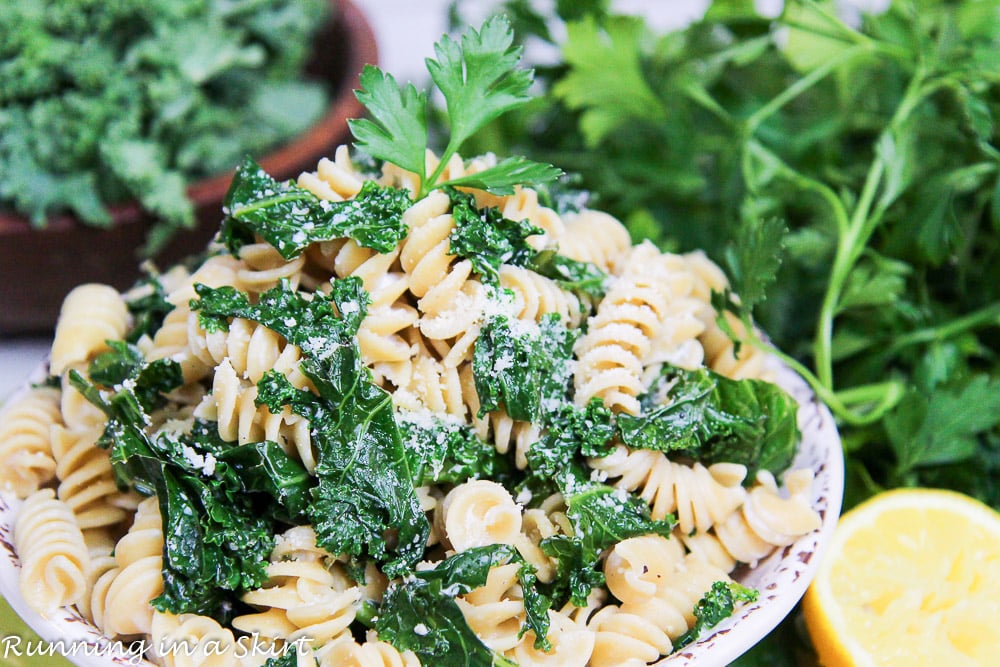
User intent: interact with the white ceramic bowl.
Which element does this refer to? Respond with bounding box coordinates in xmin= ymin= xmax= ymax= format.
xmin=0 ymin=359 xmax=843 ymax=667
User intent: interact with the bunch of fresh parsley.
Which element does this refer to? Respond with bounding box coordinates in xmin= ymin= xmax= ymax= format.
xmin=0 ymin=0 xmax=329 ymax=254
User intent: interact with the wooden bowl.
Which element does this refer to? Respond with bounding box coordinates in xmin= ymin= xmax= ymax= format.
xmin=0 ymin=0 xmax=377 ymax=335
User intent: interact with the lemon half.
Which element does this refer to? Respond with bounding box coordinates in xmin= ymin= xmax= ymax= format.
xmin=803 ymin=488 xmax=1000 ymax=667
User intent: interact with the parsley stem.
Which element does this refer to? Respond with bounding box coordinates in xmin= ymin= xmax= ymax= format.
xmin=744 ymin=45 xmax=864 ymax=135
xmin=814 ymin=69 xmax=929 ymax=391
xmin=886 ymin=302 xmax=1000 ymax=355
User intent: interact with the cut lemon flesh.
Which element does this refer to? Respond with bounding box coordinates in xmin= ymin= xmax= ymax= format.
xmin=803 ymin=488 xmax=1000 ymax=667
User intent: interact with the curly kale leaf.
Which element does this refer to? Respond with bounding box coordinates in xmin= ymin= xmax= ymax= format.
xmin=532 ymin=465 xmax=676 ymax=610
xmin=526 ymin=249 xmax=608 ymax=299
xmin=398 ymin=411 xmax=509 ymax=485
xmin=67 ymin=364 xmax=303 ymax=622
xmin=446 ymin=190 xmax=608 ymax=295
xmin=377 ymin=546 xmax=546 ymax=660
xmin=221 ymin=158 xmax=411 ymax=258
xmin=473 ymin=312 xmax=577 ymax=422
xmin=197 ymin=279 xmax=429 ymax=576
xmin=617 ymin=364 xmax=800 ymax=479
xmin=525 ymin=399 xmax=615 ymax=478
xmin=448 ymin=189 xmax=541 ymax=285
xmin=675 ymin=581 xmax=759 ymax=649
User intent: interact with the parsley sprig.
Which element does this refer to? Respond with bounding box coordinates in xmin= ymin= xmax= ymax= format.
xmin=350 ymin=16 xmax=563 ymax=199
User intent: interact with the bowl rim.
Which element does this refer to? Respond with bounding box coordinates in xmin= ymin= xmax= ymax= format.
xmin=0 ymin=356 xmax=844 ymax=667
xmin=0 ymin=0 xmax=378 ymax=236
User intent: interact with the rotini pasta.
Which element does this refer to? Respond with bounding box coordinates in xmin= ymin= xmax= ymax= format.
xmin=0 ymin=386 xmax=61 ymax=497
xmin=49 ymin=283 xmax=129 ymax=376
xmin=94 ymin=496 xmax=164 ymax=637
xmin=14 ymin=489 xmax=91 ymax=612
xmin=234 ymin=525 xmax=363 ymax=651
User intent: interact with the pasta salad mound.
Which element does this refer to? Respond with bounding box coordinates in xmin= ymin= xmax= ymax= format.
xmin=0 ymin=17 xmax=823 ymax=667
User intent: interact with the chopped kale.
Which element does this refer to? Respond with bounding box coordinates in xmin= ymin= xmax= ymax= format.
xmin=472 ymin=312 xmax=577 ymax=422
xmin=197 ymin=279 xmax=430 ymax=577
xmin=526 ymin=248 xmax=608 ymax=299
xmin=448 ymin=189 xmax=541 ymax=285
xmin=539 ymin=535 xmax=606 ymax=608
xmin=123 ymin=273 xmax=175 ymax=343
xmin=445 ymin=189 xmax=608 ymax=298
xmin=376 ymin=546 xmax=542 ymax=662
xmin=398 ymin=411 xmax=509 ymax=485
xmin=525 ymin=399 xmax=615 ymax=478
xmin=530 ymin=465 xmax=676 ymax=611
xmin=220 ymin=158 xmax=411 ymax=258
xmin=86 ymin=340 xmax=183 ymax=412
xmin=674 ymin=581 xmax=759 ymax=649
xmin=617 ymin=365 xmax=800 ymax=479
xmin=68 ymin=366 xmax=287 ymax=622
xmin=262 ymin=646 xmax=318 ymax=667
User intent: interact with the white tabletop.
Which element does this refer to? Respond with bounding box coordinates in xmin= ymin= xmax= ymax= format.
xmin=0 ymin=0 xmax=709 ymax=404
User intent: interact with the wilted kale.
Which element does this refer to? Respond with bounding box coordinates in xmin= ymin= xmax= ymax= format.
xmin=398 ymin=411 xmax=509 ymax=485
xmin=376 ymin=545 xmax=546 ymax=660
xmin=220 ymin=158 xmax=412 ymax=258
xmin=69 ymin=348 xmax=308 ymax=621
xmin=525 ymin=248 xmax=608 ymax=298
xmin=262 ymin=646 xmax=317 ymax=667
xmin=473 ymin=312 xmax=577 ymax=422
xmin=616 ymin=364 xmax=799 ymax=479
xmin=194 ymin=278 xmax=430 ymax=577
xmin=674 ymin=581 xmax=759 ymax=649
xmin=525 ymin=399 xmax=615 ymax=478
xmin=448 ymin=189 xmax=542 ymax=284
xmin=123 ymin=273 xmax=175 ymax=343
xmin=446 ymin=189 xmax=608 ymax=295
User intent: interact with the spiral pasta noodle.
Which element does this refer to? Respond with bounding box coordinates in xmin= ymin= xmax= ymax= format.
xmin=573 ymin=244 xmax=678 ymax=414
xmin=440 ymin=480 xmax=522 ymax=553
xmin=93 ymin=496 xmax=164 ymax=637
xmin=499 ymin=264 xmax=588 ymax=328
xmin=234 ymin=525 xmax=362 ymax=651
xmin=589 ymin=444 xmax=749 ymax=530
xmin=202 ymin=357 xmax=315 ymax=472
xmin=309 ymin=238 xmax=417 ymax=366
xmin=557 ymin=210 xmax=633 ymax=276
xmin=49 ymin=283 xmax=130 ymax=376
xmin=14 ymin=488 xmax=91 ymax=612
xmin=50 ymin=424 xmax=135 ymax=532
xmin=0 ymin=386 xmax=61 ymax=497
xmin=399 ymin=190 xmax=487 ymax=359
xmin=590 ymin=535 xmax=734 ymax=665
xmin=700 ymin=469 xmax=823 ymax=568
xmin=510 ymin=607 xmax=595 ymax=667
xmin=150 ymin=611 xmax=242 ymax=667
xmin=320 ymin=633 xmax=421 ymax=667
xmin=456 ymin=562 xmax=525 ymax=653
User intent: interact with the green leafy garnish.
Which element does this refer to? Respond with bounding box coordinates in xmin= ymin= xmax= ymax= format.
xmin=376 ymin=548 xmax=522 ymax=666
xmin=398 ymin=411 xmax=509 ymax=485
xmin=220 ymin=158 xmax=412 ymax=258
xmin=349 ymin=16 xmax=562 ymax=199
xmin=616 ymin=364 xmax=800 ymax=479
xmin=68 ymin=356 xmax=309 ymax=621
xmin=472 ymin=313 xmax=577 ymax=421
xmin=194 ymin=279 xmax=430 ymax=577
xmin=675 ymin=581 xmax=759 ymax=649
xmin=447 ymin=189 xmax=608 ymax=293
